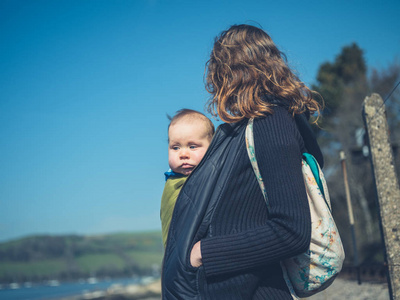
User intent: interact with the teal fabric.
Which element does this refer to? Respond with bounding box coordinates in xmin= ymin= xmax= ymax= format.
xmin=164 ymin=169 xmax=186 ymax=181
xmin=302 ymin=153 xmax=324 ymax=197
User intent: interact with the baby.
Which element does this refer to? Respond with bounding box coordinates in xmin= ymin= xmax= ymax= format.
xmin=161 ymin=109 xmax=215 ymax=247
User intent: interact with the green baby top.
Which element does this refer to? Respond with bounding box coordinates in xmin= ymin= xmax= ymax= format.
xmin=160 ymin=175 xmax=187 ymax=247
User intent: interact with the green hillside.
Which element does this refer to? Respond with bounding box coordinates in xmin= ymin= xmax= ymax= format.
xmin=0 ymin=231 xmax=163 ymax=283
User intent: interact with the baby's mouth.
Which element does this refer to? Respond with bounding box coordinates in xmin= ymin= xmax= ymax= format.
xmin=181 ymin=164 xmax=195 ymax=174
xmin=181 ymin=164 xmax=193 ymax=169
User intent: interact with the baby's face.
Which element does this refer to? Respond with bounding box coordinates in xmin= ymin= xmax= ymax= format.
xmin=168 ymin=120 xmax=211 ymax=176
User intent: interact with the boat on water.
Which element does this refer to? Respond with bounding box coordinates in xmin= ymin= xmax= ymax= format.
xmin=87 ymin=277 xmax=98 ymax=284
xmin=9 ymin=283 xmax=20 ymax=289
xmin=47 ymin=280 xmax=60 ymax=287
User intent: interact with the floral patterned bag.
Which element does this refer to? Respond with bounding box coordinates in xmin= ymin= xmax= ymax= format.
xmin=245 ymin=118 xmax=345 ymax=299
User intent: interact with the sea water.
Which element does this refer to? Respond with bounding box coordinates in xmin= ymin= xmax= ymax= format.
xmin=0 ymin=277 xmax=142 ymax=300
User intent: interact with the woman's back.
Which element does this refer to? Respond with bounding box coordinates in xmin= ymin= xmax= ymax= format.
xmin=199 ymin=106 xmax=310 ymax=299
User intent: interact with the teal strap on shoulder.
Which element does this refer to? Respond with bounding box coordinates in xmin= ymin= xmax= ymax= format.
xmin=302 ymin=152 xmax=324 ymax=197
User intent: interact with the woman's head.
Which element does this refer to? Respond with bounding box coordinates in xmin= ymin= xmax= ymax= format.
xmin=206 ymin=24 xmax=321 ymax=123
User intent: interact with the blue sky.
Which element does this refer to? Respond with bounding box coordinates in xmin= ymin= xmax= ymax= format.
xmin=1 ymin=0 xmax=399 ymax=242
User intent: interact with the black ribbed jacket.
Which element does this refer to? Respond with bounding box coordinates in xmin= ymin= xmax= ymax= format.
xmin=162 ymin=106 xmax=321 ymax=299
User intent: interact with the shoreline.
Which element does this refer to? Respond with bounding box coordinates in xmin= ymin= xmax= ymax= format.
xmin=67 ymin=277 xmax=389 ymax=300
xmin=61 ymin=278 xmax=162 ymax=300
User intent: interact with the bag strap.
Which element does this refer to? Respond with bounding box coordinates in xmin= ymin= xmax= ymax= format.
xmin=245 ymin=118 xmax=270 ymax=210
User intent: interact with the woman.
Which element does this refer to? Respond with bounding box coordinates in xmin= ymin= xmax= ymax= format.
xmin=162 ymin=24 xmax=323 ymax=300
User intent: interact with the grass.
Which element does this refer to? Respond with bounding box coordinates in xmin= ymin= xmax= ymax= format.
xmin=0 ymin=231 xmax=164 ymax=282
xmin=75 ymin=253 xmax=125 ymax=273
xmin=0 ymin=259 xmax=65 ymax=277
xmin=126 ymin=251 xmax=163 ymax=269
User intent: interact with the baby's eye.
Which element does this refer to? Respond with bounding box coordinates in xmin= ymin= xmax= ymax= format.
xmin=172 ymin=146 xmax=180 ymax=151
xmin=189 ymin=145 xmax=197 ymax=149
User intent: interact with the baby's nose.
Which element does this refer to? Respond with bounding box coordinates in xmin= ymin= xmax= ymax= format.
xmin=179 ymin=148 xmax=190 ymax=158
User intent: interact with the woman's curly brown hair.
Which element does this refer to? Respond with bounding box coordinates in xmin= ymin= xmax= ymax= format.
xmin=206 ymin=24 xmax=322 ymax=123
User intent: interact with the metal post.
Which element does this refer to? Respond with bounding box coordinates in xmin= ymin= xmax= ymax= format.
xmin=340 ymin=151 xmax=361 ymax=285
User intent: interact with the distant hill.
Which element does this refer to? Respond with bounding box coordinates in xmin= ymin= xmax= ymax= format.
xmin=0 ymin=231 xmax=163 ymax=283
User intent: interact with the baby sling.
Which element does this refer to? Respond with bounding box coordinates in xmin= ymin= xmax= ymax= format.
xmin=245 ymin=118 xmax=345 ymax=298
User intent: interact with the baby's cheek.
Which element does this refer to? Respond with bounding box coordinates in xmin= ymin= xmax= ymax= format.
xmin=168 ymin=154 xmax=178 ymax=169
xmin=193 ymin=152 xmax=205 ymax=165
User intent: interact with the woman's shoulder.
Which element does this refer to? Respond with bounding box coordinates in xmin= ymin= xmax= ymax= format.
xmin=255 ymin=105 xmax=296 ymax=128
xmin=253 ymin=106 xmax=305 ymax=149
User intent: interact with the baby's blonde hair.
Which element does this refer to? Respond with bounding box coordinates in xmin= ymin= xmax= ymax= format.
xmin=168 ymin=109 xmax=215 ymax=142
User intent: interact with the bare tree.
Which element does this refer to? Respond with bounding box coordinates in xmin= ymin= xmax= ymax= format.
xmin=312 ymin=45 xmax=400 ymax=263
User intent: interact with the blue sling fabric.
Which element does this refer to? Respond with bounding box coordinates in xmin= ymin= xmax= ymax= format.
xmin=302 ymin=153 xmax=324 ymax=198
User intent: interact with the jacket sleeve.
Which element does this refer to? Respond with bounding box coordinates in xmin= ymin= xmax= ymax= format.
xmin=200 ymin=109 xmax=312 ymax=277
